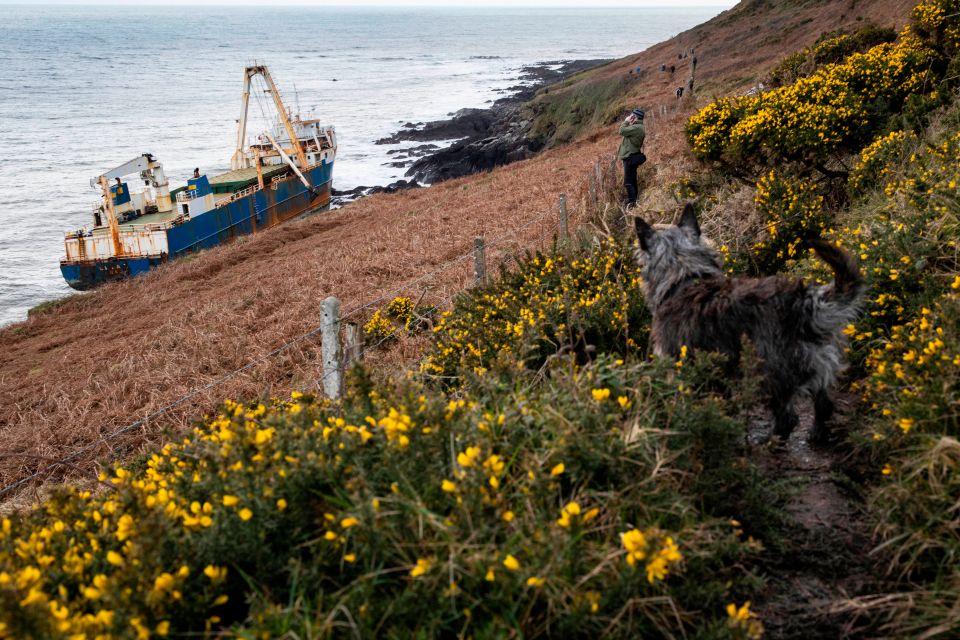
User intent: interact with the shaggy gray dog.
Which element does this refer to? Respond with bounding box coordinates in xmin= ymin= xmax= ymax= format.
xmin=635 ymin=203 xmax=864 ymax=443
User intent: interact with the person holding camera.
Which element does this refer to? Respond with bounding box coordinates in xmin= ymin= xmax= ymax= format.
xmin=618 ymin=108 xmax=646 ymax=208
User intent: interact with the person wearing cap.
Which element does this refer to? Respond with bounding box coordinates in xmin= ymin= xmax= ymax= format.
xmin=618 ymin=108 xmax=646 ymax=207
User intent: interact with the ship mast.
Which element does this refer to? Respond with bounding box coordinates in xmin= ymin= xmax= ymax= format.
xmin=231 ymin=65 xmax=309 ymax=172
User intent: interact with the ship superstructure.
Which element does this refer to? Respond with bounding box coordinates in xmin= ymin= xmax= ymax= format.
xmin=60 ymin=65 xmax=336 ymax=290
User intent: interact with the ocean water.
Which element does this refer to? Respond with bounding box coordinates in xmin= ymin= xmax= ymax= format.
xmin=0 ymin=4 xmax=724 ymax=326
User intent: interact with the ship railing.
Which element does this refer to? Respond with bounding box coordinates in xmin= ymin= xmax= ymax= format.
xmin=118 ymin=223 xmax=168 ymax=233
xmin=176 ymin=190 xmax=200 ymax=203
xmin=215 ymin=183 xmax=261 ymax=209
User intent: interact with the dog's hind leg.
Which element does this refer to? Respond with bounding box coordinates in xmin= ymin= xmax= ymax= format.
xmin=809 ymin=389 xmax=835 ymax=445
xmin=770 ymin=390 xmax=799 ymax=442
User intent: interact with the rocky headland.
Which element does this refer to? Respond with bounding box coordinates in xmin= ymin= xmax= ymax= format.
xmin=330 ymin=59 xmax=609 ymax=206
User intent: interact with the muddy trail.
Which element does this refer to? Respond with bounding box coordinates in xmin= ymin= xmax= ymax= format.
xmin=748 ymin=396 xmax=879 ymax=639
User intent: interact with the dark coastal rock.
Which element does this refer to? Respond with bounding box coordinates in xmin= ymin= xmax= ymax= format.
xmin=376 ymin=109 xmax=497 ymax=145
xmin=406 ymin=131 xmax=545 ymax=184
xmin=388 ymin=58 xmax=609 ymax=184
xmin=330 ymin=179 xmax=421 ymax=208
xmin=386 ymin=143 xmax=439 ymax=158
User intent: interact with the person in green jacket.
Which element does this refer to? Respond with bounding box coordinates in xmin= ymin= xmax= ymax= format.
xmin=618 ymin=108 xmax=646 ymax=207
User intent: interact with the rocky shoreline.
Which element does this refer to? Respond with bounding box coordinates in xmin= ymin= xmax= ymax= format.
xmin=330 ymin=59 xmax=609 ymax=207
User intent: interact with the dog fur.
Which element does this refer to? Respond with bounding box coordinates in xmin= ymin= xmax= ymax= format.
xmin=634 ymin=203 xmax=865 ymax=443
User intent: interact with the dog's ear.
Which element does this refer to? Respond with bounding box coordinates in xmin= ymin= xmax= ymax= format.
xmin=678 ymin=202 xmax=701 ymax=240
xmin=634 ymin=217 xmax=655 ymax=251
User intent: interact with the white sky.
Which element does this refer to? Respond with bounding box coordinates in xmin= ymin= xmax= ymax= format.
xmin=3 ymin=1 xmax=739 ymax=6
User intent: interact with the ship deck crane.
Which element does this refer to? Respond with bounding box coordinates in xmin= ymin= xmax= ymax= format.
xmin=91 ymin=153 xmax=172 ymax=257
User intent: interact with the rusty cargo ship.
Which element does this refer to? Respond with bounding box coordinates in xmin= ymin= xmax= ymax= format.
xmin=60 ymin=65 xmax=336 ymax=290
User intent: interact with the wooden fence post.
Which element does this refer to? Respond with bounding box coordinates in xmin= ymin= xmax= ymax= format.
xmin=473 ymin=237 xmax=487 ymax=286
xmin=343 ymin=321 xmax=363 ymax=370
xmin=321 ymin=296 xmax=342 ymax=400
xmin=558 ymin=193 xmax=568 ymax=240
xmin=588 ymin=172 xmax=597 ymax=214
xmin=595 ymin=161 xmax=603 ymax=202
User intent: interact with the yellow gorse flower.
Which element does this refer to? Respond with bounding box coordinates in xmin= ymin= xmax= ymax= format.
xmin=556 ymin=501 xmax=582 ymax=528
xmin=456 ymin=446 xmax=482 ymax=468
xmin=621 ymin=529 xmax=648 ymax=567
xmin=410 ymin=558 xmax=432 ymax=578
xmin=591 ymin=388 xmax=611 ymax=402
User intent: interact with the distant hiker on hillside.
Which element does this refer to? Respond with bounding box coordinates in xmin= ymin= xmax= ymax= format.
xmin=618 ymin=108 xmax=646 ymax=208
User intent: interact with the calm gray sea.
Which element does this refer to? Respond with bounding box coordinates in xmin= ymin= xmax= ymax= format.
xmin=0 ymin=4 xmax=724 ymax=326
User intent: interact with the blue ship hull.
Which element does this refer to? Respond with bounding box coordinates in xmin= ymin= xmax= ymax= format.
xmin=61 ymin=161 xmax=333 ymax=290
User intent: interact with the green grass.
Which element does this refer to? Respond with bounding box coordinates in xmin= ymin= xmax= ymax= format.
xmin=26 ymin=295 xmax=79 ymax=318
xmin=526 ymin=74 xmax=635 ymax=147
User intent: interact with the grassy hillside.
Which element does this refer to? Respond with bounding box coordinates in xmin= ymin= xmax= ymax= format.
xmin=8 ymin=0 xmax=960 ymax=638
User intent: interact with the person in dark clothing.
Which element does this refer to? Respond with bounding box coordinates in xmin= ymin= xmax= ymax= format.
xmin=618 ymin=108 xmax=646 ymax=208
xmin=670 ymin=64 xmax=675 ymax=74
xmin=676 ymin=86 xmax=684 ymax=98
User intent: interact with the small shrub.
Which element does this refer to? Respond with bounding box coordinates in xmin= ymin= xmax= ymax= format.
xmin=363 ymin=296 xmax=432 ymax=344
xmin=748 ymin=170 xmax=826 ymax=274
xmin=423 ymin=239 xmax=650 ymax=381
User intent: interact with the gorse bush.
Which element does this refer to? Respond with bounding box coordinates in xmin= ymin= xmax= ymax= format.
xmin=848 ymin=130 xmax=916 ymax=196
xmin=687 ymin=31 xmax=936 ymax=173
xmin=423 ymin=239 xmax=650 ymax=381
xmin=768 ymin=25 xmax=898 ymax=87
xmin=839 ymin=124 xmax=960 ymax=367
xmin=913 ymin=0 xmax=960 ymax=56
xmin=0 ymin=352 xmax=767 ymax=638
xmin=859 ymin=296 xmax=960 ymax=584
xmin=750 ymin=170 xmax=827 ymax=274
xmin=363 ymin=296 xmax=432 ymax=343
xmin=838 ymin=106 xmax=960 ymax=595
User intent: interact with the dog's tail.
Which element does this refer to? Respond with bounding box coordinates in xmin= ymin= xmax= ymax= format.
xmin=809 ymin=239 xmax=864 ymax=305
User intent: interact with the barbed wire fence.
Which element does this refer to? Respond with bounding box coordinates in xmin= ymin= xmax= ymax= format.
xmin=0 ymin=164 xmax=621 ymax=501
